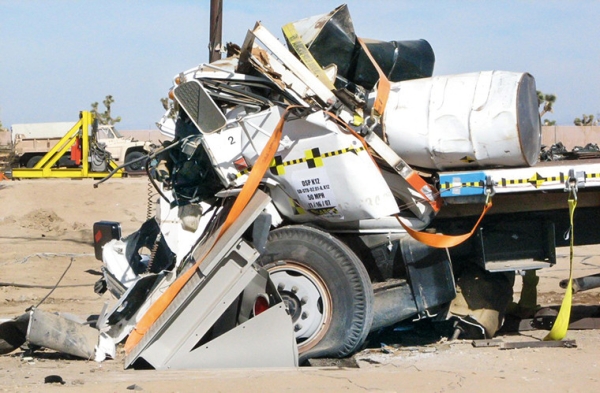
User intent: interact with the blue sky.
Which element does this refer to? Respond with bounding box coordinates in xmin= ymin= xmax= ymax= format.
xmin=1 ymin=1 xmax=598 ymax=130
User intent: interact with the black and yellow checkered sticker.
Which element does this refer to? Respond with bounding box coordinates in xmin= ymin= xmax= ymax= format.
xmin=440 ymin=180 xmax=485 ymax=191
xmin=269 ymin=146 xmax=365 ymax=176
xmin=237 ymin=145 xmax=365 ymax=178
xmin=440 ymin=170 xmax=600 ymax=192
xmin=499 ymin=171 xmax=567 ymax=188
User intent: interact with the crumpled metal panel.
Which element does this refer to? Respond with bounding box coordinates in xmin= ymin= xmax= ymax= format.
xmin=26 ymin=309 xmax=99 ymax=360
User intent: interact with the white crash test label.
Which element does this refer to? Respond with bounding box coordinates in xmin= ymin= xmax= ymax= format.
xmin=292 ymin=167 xmax=339 ymax=211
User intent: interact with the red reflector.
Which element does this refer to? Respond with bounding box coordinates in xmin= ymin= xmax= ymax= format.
xmin=234 ymin=157 xmax=248 ymax=171
xmin=94 ymin=230 xmax=103 ymax=243
xmin=253 ymin=295 xmax=269 ymax=316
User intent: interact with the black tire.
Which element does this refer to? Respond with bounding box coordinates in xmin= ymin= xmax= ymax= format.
xmin=25 ymin=155 xmax=43 ymax=168
xmin=58 ymin=155 xmax=77 ymax=168
xmin=258 ymin=225 xmax=374 ymax=362
xmin=124 ymin=151 xmax=146 ymax=172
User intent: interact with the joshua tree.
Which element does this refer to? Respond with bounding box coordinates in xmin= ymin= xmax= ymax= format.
xmin=574 ymin=114 xmax=597 ymax=126
xmin=160 ymin=97 xmax=177 ymax=120
xmin=91 ymin=95 xmax=122 ymax=125
xmin=537 ymin=91 xmax=556 ymax=119
xmin=160 ymin=97 xmax=170 ymax=111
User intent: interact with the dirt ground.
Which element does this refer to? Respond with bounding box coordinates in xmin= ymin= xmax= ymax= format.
xmin=1 ymin=178 xmax=600 ymax=392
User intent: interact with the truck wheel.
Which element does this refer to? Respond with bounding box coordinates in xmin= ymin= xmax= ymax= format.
xmin=257 ymin=225 xmax=374 ymax=362
xmin=26 ymin=155 xmax=43 ymax=168
xmin=125 ymin=151 xmax=146 ymax=172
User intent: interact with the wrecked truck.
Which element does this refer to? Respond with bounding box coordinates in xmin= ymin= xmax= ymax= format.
xmin=5 ymin=4 xmax=600 ymax=368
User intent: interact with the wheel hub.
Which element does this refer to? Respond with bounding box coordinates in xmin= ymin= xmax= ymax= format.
xmin=268 ymin=262 xmax=331 ymax=349
xmin=280 ymin=292 xmax=301 ymax=321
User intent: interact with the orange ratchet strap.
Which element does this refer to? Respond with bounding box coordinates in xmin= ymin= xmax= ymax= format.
xmin=358 ymin=36 xmax=493 ymax=245
xmin=328 ymin=109 xmax=490 ymax=248
xmin=398 ymin=200 xmax=493 ymax=249
xmin=357 ymin=37 xmax=441 ymax=214
xmin=357 ymin=37 xmax=390 ymax=118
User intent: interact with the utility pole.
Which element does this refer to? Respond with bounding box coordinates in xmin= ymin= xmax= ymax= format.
xmin=209 ymin=0 xmax=223 ymax=63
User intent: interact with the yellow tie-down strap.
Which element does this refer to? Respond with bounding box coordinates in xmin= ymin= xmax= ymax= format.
xmin=282 ymin=22 xmax=336 ymax=91
xmin=545 ymin=191 xmax=577 ymax=341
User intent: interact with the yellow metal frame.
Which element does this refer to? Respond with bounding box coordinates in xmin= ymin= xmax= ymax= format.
xmin=11 ymin=111 xmax=124 ymax=179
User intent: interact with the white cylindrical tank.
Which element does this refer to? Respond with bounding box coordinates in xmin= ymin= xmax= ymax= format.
xmin=382 ymin=71 xmax=541 ymax=170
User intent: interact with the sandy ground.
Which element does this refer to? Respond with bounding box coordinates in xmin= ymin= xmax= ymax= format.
xmin=1 ymin=178 xmax=600 ymax=392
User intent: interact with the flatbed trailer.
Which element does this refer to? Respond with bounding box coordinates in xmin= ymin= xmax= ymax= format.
xmin=435 ymin=159 xmax=600 ymax=253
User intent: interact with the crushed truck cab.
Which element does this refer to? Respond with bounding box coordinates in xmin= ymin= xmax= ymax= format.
xmin=102 ymin=5 xmax=543 ymax=365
